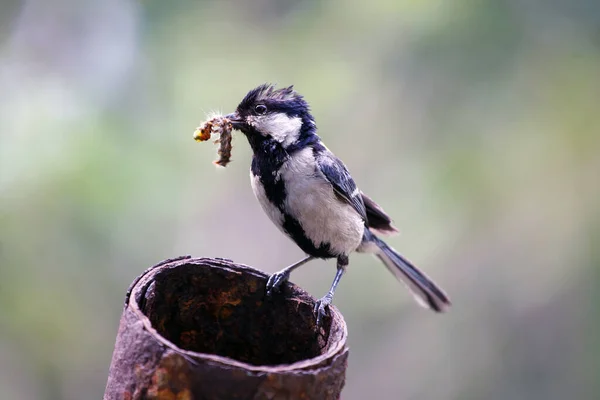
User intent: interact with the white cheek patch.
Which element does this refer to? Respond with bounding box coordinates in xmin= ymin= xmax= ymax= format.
xmin=254 ymin=114 xmax=302 ymax=147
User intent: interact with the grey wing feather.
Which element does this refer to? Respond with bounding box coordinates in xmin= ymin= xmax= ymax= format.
xmin=317 ymin=154 xmax=367 ymax=221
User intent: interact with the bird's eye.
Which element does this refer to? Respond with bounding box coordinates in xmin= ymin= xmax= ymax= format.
xmin=254 ymin=104 xmax=267 ymax=115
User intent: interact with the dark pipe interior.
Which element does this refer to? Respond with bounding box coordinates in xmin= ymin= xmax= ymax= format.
xmin=140 ymin=263 xmax=329 ymax=366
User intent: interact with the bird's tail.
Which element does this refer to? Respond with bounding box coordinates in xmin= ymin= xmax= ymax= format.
xmin=360 ymin=230 xmax=451 ymax=312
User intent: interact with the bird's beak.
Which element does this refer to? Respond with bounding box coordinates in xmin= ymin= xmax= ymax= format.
xmin=224 ymin=112 xmax=243 ymax=130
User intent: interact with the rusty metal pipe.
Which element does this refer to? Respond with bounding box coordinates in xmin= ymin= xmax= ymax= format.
xmin=104 ymin=256 xmax=348 ymax=400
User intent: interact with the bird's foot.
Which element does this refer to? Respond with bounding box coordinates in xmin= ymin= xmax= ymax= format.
xmin=266 ymin=271 xmax=290 ymax=296
xmin=314 ymin=293 xmax=333 ymax=327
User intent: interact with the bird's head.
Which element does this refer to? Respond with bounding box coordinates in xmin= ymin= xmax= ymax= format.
xmin=225 ymin=84 xmax=318 ymax=152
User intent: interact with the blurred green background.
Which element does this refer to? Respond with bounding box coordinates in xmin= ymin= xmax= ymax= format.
xmin=1 ymin=0 xmax=599 ymax=399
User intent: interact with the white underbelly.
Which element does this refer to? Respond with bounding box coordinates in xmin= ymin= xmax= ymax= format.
xmin=285 ymin=176 xmax=364 ymax=255
xmin=250 ymin=147 xmax=365 ymax=256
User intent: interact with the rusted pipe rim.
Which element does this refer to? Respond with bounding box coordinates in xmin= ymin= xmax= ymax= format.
xmin=127 ymin=256 xmax=348 ymax=373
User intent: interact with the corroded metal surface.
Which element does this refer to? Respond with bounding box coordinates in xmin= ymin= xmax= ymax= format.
xmin=105 ymin=257 xmax=348 ymax=400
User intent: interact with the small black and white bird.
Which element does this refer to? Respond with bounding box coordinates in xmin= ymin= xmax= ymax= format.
xmin=224 ymin=84 xmax=450 ymax=325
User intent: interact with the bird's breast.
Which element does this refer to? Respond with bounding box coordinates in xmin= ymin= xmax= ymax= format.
xmin=250 ymin=171 xmax=285 ymax=230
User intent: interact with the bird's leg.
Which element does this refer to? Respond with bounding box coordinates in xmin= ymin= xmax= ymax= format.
xmin=314 ymin=255 xmax=348 ymax=327
xmin=266 ymin=255 xmax=314 ymax=296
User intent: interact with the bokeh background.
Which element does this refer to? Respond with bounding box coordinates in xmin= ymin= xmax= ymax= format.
xmin=1 ymin=0 xmax=599 ymax=399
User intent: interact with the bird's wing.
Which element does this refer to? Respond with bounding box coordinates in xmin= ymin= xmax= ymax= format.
xmin=316 ymin=153 xmax=367 ymax=221
xmin=361 ymin=191 xmax=399 ymax=235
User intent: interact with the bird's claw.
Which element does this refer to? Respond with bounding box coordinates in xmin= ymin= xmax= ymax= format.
xmin=314 ymin=294 xmax=332 ymax=327
xmin=266 ymin=271 xmax=290 ymax=296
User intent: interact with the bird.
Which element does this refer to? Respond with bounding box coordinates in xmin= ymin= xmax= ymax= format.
xmin=223 ymin=84 xmax=450 ymax=325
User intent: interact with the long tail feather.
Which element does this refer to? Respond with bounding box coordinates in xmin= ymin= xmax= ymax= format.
xmin=364 ymin=232 xmax=451 ymax=312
